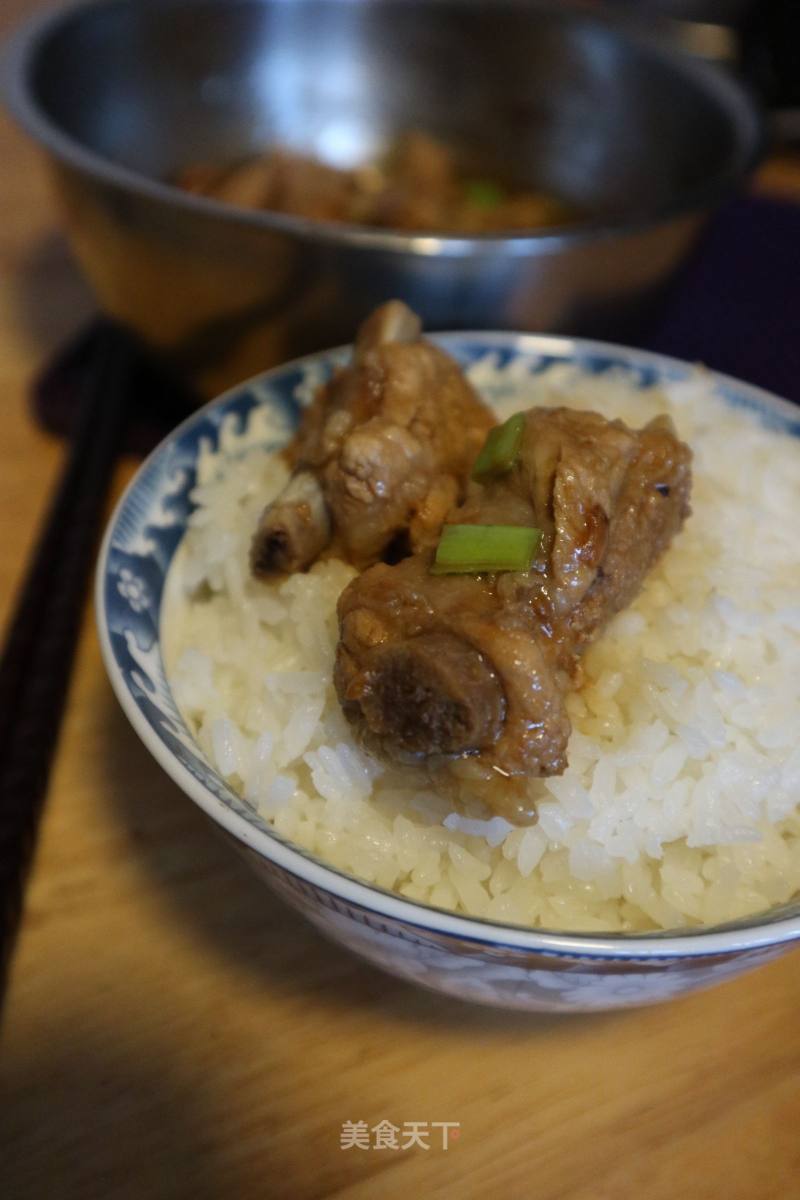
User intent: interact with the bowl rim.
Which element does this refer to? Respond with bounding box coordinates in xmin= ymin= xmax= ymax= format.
xmin=3 ymin=0 xmax=765 ymax=259
xmin=96 ymin=329 xmax=800 ymax=961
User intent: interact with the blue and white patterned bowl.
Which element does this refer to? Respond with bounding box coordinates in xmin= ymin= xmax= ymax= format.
xmin=96 ymin=334 xmax=800 ymax=1012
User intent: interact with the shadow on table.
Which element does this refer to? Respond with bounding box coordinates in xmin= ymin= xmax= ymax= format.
xmin=5 ymin=231 xmax=94 ymax=360
xmin=0 ymin=1023 xmax=237 ymax=1200
xmin=98 ymin=686 xmax=623 ymax=1038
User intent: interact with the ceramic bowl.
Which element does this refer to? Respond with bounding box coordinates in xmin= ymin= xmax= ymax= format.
xmin=96 ymin=333 xmax=800 ymax=1012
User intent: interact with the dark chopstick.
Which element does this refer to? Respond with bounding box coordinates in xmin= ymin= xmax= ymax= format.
xmin=0 ymin=323 xmax=134 ymax=1000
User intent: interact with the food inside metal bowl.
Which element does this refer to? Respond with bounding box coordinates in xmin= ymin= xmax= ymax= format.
xmin=176 ymin=130 xmax=577 ymax=232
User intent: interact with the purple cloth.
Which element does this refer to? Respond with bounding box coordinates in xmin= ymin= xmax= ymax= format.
xmin=640 ymin=193 xmax=800 ymax=403
xmin=32 ymin=193 xmax=800 ymax=456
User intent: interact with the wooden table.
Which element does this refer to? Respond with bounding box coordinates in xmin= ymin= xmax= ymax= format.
xmin=1 ymin=4 xmax=799 ymax=1196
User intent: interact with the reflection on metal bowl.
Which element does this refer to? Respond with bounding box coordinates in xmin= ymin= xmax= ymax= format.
xmin=4 ymin=0 xmax=762 ymax=395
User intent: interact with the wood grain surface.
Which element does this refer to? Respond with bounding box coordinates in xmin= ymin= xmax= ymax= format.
xmin=1 ymin=3 xmax=799 ymax=1196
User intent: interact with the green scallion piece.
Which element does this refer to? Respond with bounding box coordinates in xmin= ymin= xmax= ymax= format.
xmin=464 ymin=179 xmax=505 ymax=209
xmin=431 ymin=524 xmax=542 ymax=574
xmin=471 ymin=411 xmax=526 ymax=482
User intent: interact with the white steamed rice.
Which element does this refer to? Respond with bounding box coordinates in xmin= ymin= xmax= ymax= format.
xmin=162 ymin=361 xmax=800 ymax=932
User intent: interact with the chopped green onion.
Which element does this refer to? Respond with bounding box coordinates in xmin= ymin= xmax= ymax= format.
xmin=464 ymin=179 xmax=505 ymax=209
xmin=471 ymin=411 xmax=526 ymax=482
xmin=431 ymin=524 xmax=542 ymax=574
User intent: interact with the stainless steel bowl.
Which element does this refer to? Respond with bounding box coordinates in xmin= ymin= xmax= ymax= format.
xmin=4 ymin=0 xmax=762 ymax=395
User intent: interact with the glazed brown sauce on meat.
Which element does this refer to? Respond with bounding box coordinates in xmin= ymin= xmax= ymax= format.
xmin=251 ymin=301 xmax=494 ymax=577
xmin=335 ymin=407 xmax=692 ymax=820
xmin=249 ymin=303 xmax=693 ymax=822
